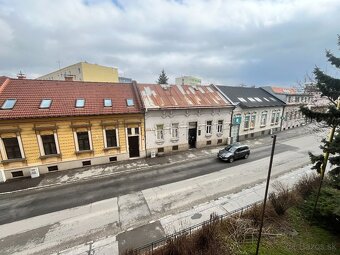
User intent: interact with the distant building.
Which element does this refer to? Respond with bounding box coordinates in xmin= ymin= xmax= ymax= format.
xmin=262 ymin=86 xmax=312 ymax=130
xmin=37 ymin=62 xmax=119 ymax=82
xmin=304 ymin=83 xmax=330 ymax=110
xmin=175 ymin=76 xmax=201 ymax=86
xmin=119 ymin=77 xmax=133 ymax=83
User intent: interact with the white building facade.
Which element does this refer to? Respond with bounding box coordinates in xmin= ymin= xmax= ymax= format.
xmin=232 ymin=106 xmax=284 ymax=141
xmin=216 ymin=85 xmax=285 ymax=142
xmin=138 ymin=84 xmax=234 ymax=156
xmin=262 ymin=86 xmax=312 ymax=130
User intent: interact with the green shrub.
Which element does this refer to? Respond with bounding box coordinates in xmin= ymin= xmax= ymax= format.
xmin=301 ymin=186 xmax=340 ymax=233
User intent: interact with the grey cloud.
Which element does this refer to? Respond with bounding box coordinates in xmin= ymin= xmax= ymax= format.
xmin=0 ymin=0 xmax=339 ymax=86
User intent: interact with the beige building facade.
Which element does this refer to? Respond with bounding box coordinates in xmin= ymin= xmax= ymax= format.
xmin=38 ymin=62 xmax=119 ymax=82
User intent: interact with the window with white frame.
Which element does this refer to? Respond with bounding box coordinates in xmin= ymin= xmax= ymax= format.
xmin=271 ymin=111 xmax=276 ymax=124
xmin=250 ymin=113 xmax=256 ymax=129
xmin=244 ymin=113 xmax=250 ymax=129
xmin=260 ymin=111 xmax=267 ymax=126
xmin=156 ymin=125 xmax=164 ymax=140
xmin=1 ymin=137 xmax=23 ymax=159
xmin=105 ymin=129 xmax=118 ymax=147
xmin=171 ymin=123 xmax=179 ymax=139
xmin=206 ymin=121 xmax=212 ymax=134
xmin=75 ymin=131 xmax=92 ymax=151
xmin=41 ymin=134 xmax=58 ymax=155
xmin=217 ymin=120 xmax=223 ymax=133
xmin=275 ymin=111 xmax=280 ymax=124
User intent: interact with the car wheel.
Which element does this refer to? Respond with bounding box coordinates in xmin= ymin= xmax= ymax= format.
xmin=244 ymin=154 xmax=249 ymax=159
xmin=229 ymin=157 xmax=234 ymax=163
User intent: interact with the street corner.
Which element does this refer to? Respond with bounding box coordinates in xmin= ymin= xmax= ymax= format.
xmin=116 ymin=220 xmax=165 ymax=253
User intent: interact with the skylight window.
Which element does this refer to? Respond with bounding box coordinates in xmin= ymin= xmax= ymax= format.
xmin=247 ymin=97 xmax=256 ymax=102
xmin=254 ymin=97 xmax=262 ymax=102
xmin=263 ymin=97 xmax=270 ymax=102
xmin=1 ymin=99 xmax=17 ymax=109
xmin=237 ymin=97 xmax=247 ymax=103
xmin=269 ymin=97 xmax=277 ymax=101
xmin=76 ymin=99 xmax=85 ymax=108
xmin=40 ymin=99 xmax=52 ymax=109
xmin=104 ymin=99 xmax=112 ymax=107
xmin=126 ymin=98 xmax=134 ymax=106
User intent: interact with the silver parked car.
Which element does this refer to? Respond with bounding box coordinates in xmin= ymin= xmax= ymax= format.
xmin=217 ymin=143 xmax=250 ymax=162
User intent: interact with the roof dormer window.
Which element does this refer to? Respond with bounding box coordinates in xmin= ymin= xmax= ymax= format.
xmin=76 ymin=99 xmax=85 ymax=108
xmin=1 ymin=99 xmax=17 ymax=109
xmin=237 ymin=97 xmax=247 ymax=103
xmin=126 ymin=98 xmax=134 ymax=106
xmin=104 ymin=99 xmax=112 ymax=107
xmin=40 ymin=99 xmax=52 ymax=109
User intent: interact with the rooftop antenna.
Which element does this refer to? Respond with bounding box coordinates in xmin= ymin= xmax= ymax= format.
xmin=17 ymin=71 xmax=26 ymax=79
xmin=57 ymin=60 xmax=61 ymax=70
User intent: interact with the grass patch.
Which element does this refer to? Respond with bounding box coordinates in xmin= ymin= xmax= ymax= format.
xmin=239 ymin=207 xmax=339 ymax=255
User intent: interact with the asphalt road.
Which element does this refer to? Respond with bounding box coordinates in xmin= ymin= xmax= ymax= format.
xmin=0 ymin=141 xmax=297 ymax=225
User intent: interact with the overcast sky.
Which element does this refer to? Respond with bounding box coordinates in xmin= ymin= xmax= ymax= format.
xmin=0 ymin=0 xmax=339 ymax=86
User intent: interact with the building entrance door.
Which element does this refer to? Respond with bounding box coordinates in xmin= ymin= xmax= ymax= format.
xmin=188 ymin=122 xmax=197 ymax=148
xmin=128 ymin=136 xmax=140 ymax=158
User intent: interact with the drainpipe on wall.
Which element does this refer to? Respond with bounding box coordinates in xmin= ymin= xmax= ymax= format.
xmin=211 ymin=84 xmax=236 ymax=144
xmin=132 ymin=80 xmax=147 ymax=157
xmin=280 ymin=105 xmax=285 ymax=131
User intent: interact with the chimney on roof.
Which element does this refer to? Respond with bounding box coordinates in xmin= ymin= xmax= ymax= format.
xmin=17 ymin=71 xmax=26 ymax=79
xmin=64 ymin=75 xmax=74 ymax=81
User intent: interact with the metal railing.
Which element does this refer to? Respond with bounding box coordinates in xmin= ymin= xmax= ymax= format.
xmin=131 ymin=200 xmax=262 ymax=254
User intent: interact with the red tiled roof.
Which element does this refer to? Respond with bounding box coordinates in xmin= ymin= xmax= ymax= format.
xmin=0 ymin=78 xmax=142 ymax=120
xmin=138 ymin=84 xmax=232 ymax=109
xmin=271 ymin=86 xmax=297 ymax=94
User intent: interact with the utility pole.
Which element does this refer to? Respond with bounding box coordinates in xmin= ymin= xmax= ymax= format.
xmin=255 ymin=134 xmax=277 ymax=255
xmin=311 ymin=97 xmax=340 ymax=219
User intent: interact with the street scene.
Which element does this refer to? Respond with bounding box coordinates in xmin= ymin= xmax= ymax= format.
xmin=1 ymin=1 xmax=339 ymax=255
xmin=0 ymin=126 xmax=327 ymax=254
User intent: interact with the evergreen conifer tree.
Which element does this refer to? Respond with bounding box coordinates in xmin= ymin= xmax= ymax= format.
xmin=300 ymin=36 xmax=340 ymax=188
xmin=157 ymin=69 xmax=169 ymax=84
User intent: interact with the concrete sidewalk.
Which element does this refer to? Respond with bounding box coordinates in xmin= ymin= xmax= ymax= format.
xmin=57 ymin=165 xmax=315 ymax=255
xmin=0 ymin=124 xmax=322 ymax=194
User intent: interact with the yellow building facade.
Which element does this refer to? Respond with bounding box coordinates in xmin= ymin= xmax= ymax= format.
xmin=0 ymin=77 xmax=144 ymax=181
xmin=0 ymin=115 xmax=145 ymax=180
xmin=37 ymin=62 xmax=119 ymax=82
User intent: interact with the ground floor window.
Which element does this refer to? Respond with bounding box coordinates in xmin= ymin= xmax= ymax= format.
xmin=105 ymin=129 xmax=118 ymax=147
xmin=77 ymin=132 xmax=91 ymax=151
xmin=250 ymin=114 xmax=256 ymax=129
xmin=156 ymin=125 xmax=164 ymax=140
xmin=260 ymin=112 xmax=267 ymax=126
xmin=171 ymin=123 xmax=179 ymax=139
xmin=244 ymin=114 xmax=250 ymax=129
xmin=41 ymin=134 xmax=57 ymax=155
xmin=206 ymin=121 xmax=212 ymax=134
xmin=217 ymin=120 xmax=223 ymax=133
xmin=3 ymin=137 xmax=22 ymax=159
